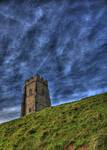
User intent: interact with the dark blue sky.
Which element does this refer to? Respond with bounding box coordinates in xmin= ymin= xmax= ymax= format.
xmin=0 ymin=0 xmax=107 ymax=123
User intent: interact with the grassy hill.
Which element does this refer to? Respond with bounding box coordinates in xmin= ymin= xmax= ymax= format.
xmin=0 ymin=93 xmax=107 ymax=150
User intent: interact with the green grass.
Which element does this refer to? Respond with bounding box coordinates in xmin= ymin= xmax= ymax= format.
xmin=0 ymin=93 xmax=107 ymax=150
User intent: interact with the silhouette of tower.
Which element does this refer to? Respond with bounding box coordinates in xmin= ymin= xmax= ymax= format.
xmin=21 ymin=75 xmax=51 ymax=116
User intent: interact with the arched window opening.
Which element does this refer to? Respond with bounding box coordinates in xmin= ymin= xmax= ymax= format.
xmin=29 ymin=108 xmax=32 ymax=113
xmin=29 ymin=88 xmax=33 ymax=96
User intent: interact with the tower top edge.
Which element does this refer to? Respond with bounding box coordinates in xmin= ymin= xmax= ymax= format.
xmin=25 ymin=75 xmax=48 ymax=85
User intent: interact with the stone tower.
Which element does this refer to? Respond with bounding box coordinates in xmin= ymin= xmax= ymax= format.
xmin=21 ymin=75 xmax=51 ymax=117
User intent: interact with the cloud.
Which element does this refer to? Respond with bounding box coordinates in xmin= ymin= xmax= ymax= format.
xmin=1 ymin=106 xmax=20 ymax=113
xmin=0 ymin=106 xmax=20 ymax=123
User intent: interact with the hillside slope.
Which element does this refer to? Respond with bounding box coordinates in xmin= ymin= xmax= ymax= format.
xmin=0 ymin=93 xmax=107 ymax=150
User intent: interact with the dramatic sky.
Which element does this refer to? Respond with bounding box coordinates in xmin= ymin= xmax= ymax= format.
xmin=0 ymin=0 xmax=107 ymax=123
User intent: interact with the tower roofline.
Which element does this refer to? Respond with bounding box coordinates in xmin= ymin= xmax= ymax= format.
xmin=25 ymin=75 xmax=48 ymax=86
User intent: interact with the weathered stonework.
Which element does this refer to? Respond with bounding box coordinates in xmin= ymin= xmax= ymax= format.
xmin=21 ymin=75 xmax=51 ymax=116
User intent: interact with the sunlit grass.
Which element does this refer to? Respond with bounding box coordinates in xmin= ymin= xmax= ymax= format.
xmin=0 ymin=93 xmax=107 ymax=150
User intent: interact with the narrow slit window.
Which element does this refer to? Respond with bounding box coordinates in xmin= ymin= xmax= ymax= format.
xmin=29 ymin=89 xmax=33 ymax=96
xmin=29 ymin=108 xmax=32 ymax=113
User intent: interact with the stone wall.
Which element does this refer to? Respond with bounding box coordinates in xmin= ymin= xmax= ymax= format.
xmin=26 ymin=81 xmax=36 ymax=115
xmin=21 ymin=75 xmax=51 ymax=116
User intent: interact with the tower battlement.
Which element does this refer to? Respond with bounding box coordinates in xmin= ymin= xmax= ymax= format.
xmin=21 ymin=75 xmax=51 ymax=117
xmin=25 ymin=75 xmax=48 ymax=86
